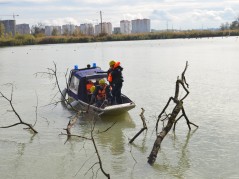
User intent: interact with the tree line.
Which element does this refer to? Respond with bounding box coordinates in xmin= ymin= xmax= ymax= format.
xmin=2 ymin=30 xmax=239 ymax=47
xmin=220 ymin=16 xmax=239 ymax=30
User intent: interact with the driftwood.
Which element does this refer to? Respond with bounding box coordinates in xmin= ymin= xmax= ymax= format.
xmin=64 ymin=112 xmax=82 ymax=135
xmin=0 ymin=84 xmax=38 ymax=134
xmin=129 ymin=108 xmax=147 ymax=143
xmin=147 ymin=61 xmax=198 ymax=165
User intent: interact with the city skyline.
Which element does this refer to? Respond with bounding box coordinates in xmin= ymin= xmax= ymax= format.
xmin=0 ymin=0 xmax=239 ymax=30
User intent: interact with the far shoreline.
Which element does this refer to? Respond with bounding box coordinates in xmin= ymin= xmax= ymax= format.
xmin=0 ymin=29 xmax=238 ymax=47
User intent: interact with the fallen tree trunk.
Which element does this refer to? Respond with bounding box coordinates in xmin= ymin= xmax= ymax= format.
xmin=148 ymin=61 xmax=198 ymax=165
xmin=148 ymin=100 xmax=183 ymax=164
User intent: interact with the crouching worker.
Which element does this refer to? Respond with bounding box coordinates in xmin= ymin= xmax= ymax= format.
xmin=88 ymin=85 xmax=96 ymax=104
xmin=90 ymin=79 xmax=112 ymax=108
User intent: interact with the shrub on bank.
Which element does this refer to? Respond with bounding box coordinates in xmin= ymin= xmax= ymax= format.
xmin=0 ymin=34 xmax=36 ymax=46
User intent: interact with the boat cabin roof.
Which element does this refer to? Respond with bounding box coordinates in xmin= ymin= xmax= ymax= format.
xmin=73 ymin=67 xmax=105 ymax=79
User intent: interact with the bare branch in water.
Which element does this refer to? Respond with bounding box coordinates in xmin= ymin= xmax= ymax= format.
xmin=97 ymin=121 xmax=117 ymax=134
xmin=129 ymin=108 xmax=147 ymax=144
xmin=0 ymin=84 xmax=38 ymax=134
xmin=148 ymin=61 xmax=198 ymax=165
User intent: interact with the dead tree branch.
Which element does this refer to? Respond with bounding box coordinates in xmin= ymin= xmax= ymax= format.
xmin=156 ymin=97 xmax=174 ymax=134
xmin=35 ymin=62 xmax=86 ymax=138
xmin=0 ymin=84 xmax=38 ymax=134
xmin=32 ymin=91 xmax=38 ymax=127
xmin=148 ymin=61 xmax=198 ymax=165
xmin=61 ymin=112 xmax=83 ymax=144
xmin=35 ymin=61 xmax=82 ymax=113
xmin=59 ymin=133 xmax=91 ymax=141
xmin=64 ymin=112 xmax=82 ymax=135
xmin=61 ymin=116 xmax=110 ymax=178
xmin=97 ymin=121 xmax=117 ymax=134
xmin=90 ymin=119 xmax=110 ymax=179
xmin=129 ymin=108 xmax=147 ymax=143
xmin=37 ymin=62 xmax=110 ymax=177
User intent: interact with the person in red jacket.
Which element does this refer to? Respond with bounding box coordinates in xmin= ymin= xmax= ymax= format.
xmin=108 ymin=60 xmax=124 ymax=104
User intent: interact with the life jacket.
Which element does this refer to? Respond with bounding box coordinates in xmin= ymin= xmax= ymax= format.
xmin=86 ymin=82 xmax=94 ymax=93
xmin=114 ymin=61 xmax=120 ymax=69
xmin=108 ymin=61 xmax=121 ymax=83
xmin=97 ymin=85 xmax=107 ymax=100
xmin=108 ymin=72 xmax=113 ymax=83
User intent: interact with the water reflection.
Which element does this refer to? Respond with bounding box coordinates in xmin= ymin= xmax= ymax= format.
xmin=12 ymin=135 xmax=36 ymax=178
xmin=153 ymin=129 xmax=198 ymax=178
xmin=96 ymin=112 xmax=135 ymax=155
xmin=68 ymin=112 xmax=135 ymax=155
xmin=129 ymin=130 xmax=148 ymax=153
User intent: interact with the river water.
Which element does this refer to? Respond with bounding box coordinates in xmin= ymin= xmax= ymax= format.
xmin=0 ymin=37 xmax=239 ymax=179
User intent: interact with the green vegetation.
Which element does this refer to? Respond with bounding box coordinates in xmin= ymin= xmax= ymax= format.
xmin=0 ymin=34 xmax=36 ymax=46
xmin=0 ymin=23 xmax=5 ymax=38
xmin=220 ymin=16 xmax=239 ymax=30
xmin=1 ymin=29 xmax=238 ymax=47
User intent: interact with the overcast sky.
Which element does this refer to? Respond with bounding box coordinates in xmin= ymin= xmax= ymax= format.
xmin=0 ymin=0 xmax=239 ymax=30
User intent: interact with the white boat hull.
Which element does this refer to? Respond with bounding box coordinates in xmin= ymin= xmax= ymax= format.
xmin=78 ymin=100 xmax=136 ymax=116
xmin=61 ymin=88 xmax=136 ymax=116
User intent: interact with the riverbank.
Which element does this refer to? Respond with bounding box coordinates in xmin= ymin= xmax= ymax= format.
xmin=0 ymin=29 xmax=238 ymax=47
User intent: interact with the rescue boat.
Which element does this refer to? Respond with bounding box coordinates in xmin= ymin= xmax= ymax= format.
xmin=61 ymin=64 xmax=136 ymax=116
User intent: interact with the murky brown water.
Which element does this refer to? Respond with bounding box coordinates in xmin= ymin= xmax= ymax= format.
xmin=0 ymin=37 xmax=239 ymax=178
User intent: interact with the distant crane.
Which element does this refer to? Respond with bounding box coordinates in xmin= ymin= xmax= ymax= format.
xmin=0 ymin=13 xmax=19 ymax=20
xmin=100 ymin=11 xmax=103 ymax=33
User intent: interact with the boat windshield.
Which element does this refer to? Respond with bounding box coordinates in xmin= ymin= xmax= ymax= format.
xmin=69 ymin=76 xmax=79 ymax=95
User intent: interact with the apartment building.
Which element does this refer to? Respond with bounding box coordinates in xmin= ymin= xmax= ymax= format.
xmin=113 ymin=27 xmax=120 ymax=34
xmin=80 ymin=23 xmax=94 ymax=35
xmin=120 ymin=20 xmax=131 ymax=34
xmin=45 ymin=26 xmax=61 ymax=36
xmin=95 ymin=22 xmax=112 ymax=35
xmin=62 ymin=24 xmax=76 ymax=35
xmin=16 ymin=24 xmax=30 ymax=34
xmin=0 ymin=20 xmax=16 ymax=36
xmin=131 ymin=19 xmax=150 ymax=33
